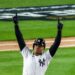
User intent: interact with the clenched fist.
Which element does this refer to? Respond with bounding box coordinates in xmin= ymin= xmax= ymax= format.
xmin=57 ymin=18 xmax=63 ymax=30
xmin=13 ymin=13 xmax=18 ymax=25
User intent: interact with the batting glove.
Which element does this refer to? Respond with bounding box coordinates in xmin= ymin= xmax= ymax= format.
xmin=57 ymin=18 xmax=63 ymax=30
xmin=13 ymin=13 xmax=18 ymax=25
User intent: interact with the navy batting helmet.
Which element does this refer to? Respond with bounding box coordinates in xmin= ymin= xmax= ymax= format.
xmin=33 ymin=38 xmax=46 ymax=49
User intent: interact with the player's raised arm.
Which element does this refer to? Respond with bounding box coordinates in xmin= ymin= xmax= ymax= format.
xmin=13 ymin=13 xmax=26 ymax=51
xmin=49 ymin=18 xmax=63 ymax=57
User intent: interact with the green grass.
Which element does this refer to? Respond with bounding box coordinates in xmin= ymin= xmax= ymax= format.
xmin=0 ymin=51 xmax=22 ymax=75
xmin=0 ymin=20 xmax=75 ymax=41
xmin=0 ymin=0 xmax=75 ymax=8
xmin=0 ymin=47 xmax=75 ymax=75
xmin=0 ymin=0 xmax=75 ymax=41
xmin=46 ymin=47 xmax=75 ymax=75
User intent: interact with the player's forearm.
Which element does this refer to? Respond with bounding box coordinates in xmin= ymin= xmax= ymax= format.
xmin=15 ymin=24 xmax=26 ymax=50
xmin=49 ymin=30 xmax=62 ymax=57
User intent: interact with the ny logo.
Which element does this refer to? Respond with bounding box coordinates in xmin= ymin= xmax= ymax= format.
xmin=39 ymin=58 xmax=45 ymax=67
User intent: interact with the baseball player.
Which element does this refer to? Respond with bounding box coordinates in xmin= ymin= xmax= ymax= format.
xmin=13 ymin=14 xmax=63 ymax=75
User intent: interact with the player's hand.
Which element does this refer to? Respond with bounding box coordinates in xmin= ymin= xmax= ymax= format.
xmin=57 ymin=18 xmax=63 ymax=30
xmin=13 ymin=13 xmax=18 ymax=25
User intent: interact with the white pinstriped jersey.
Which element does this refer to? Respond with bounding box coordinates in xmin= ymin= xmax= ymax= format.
xmin=21 ymin=46 xmax=52 ymax=75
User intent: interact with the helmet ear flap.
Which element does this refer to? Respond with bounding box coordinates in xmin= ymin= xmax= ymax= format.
xmin=33 ymin=43 xmax=35 ymax=49
xmin=33 ymin=39 xmax=37 ymax=49
xmin=43 ymin=43 xmax=46 ymax=49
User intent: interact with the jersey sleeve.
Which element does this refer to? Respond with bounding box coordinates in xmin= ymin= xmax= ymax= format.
xmin=21 ymin=46 xmax=31 ymax=58
xmin=44 ymin=50 xmax=52 ymax=64
xmin=49 ymin=30 xmax=61 ymax=57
